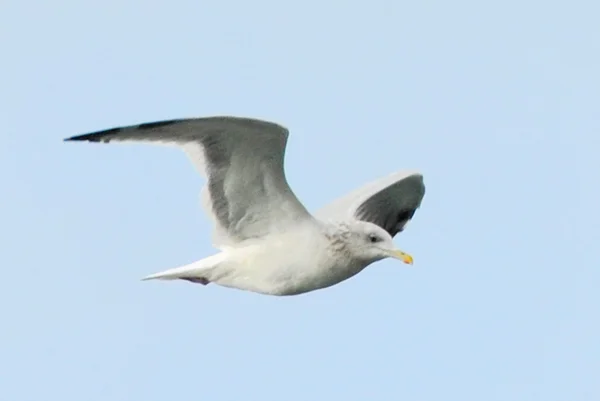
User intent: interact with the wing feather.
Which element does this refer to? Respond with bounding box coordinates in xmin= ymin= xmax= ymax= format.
xmin=315 ymin=170 xmax=425 ymax=237
xmin=65 ymin=116 xmax=313 ymax=247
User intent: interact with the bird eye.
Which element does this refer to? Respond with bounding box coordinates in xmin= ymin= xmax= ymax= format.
xmin=368 ymin=233 xmax=380 ymax=243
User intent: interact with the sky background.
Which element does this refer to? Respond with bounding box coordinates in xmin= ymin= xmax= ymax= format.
xmin=1 ymin=1 xmax=599 ymax=400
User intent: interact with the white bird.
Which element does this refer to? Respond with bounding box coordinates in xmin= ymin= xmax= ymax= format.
xmin=65 ymin=116 xmax=426 ymax=296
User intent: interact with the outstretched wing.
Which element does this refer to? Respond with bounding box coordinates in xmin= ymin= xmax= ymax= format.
xmin=315 ymin=170 xmax=425 ymax=237
xmin=65 ymin=116 xmax=314 ymax=247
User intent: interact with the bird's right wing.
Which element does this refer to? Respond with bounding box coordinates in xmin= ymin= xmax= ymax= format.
xmin=65 ymin=116 xmax=314 ymax=248
xmin=315 ymin=171 xmax=425 ymax=237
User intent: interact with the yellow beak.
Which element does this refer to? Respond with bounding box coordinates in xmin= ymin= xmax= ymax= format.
xmin=389 ymin=249 xmax=414 ymax=265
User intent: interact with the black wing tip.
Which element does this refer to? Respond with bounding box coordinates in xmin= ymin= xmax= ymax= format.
xmin=406 ymin=171 xmax=424 ymax=182
xmin=63 ymin=119 xmax=185 ymax=143
xmin=63 ymin=127 xmax=123 ymax=143
xmin=63 ymin=133 xmax=109 ymax=143
xmin=64 ymin=134 xmax=100 ymax=142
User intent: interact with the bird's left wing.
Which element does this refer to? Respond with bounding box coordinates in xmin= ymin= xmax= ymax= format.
xmin=315 ymin=170 xmax=425 ymax=237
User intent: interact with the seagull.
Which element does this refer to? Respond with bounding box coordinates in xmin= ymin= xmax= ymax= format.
xmin=65 ymin=116 xmax=426 ymax=296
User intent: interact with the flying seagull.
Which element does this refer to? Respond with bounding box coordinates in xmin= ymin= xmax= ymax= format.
xmin=65 ymin=116 xmax=426 ymax=296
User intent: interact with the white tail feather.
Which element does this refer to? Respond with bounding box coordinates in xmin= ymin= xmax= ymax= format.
xmin=141 ymin=253 xmax=225 ymax=281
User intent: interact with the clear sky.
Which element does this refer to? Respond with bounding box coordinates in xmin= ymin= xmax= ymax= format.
xmin=1 ymin=1 xmax=599 ymax=400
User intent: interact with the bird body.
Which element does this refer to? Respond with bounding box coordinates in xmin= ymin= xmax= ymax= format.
xmin=143 ymin=221 xmax=380 ymax=296
xmin=65 ymin=116 xmax=426 ymax=296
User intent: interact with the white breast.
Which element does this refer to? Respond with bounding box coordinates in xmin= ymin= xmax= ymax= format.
xmin=208 ymin=224 xmax=365 ymax=296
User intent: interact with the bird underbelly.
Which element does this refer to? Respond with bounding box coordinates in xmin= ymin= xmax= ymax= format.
xmin=275 ymin=260 xmax=367 ymax=296
xmin=205 ymin=242 xmax=317 ymax=295
xmin=208 ymin=233 xmax=366 ymax=296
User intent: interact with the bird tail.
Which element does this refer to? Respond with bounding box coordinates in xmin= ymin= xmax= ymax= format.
xmin=141 ymin=252 xmax=226 ymax=282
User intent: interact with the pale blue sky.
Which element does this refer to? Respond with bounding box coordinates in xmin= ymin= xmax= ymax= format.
xmin=1 ymin=1 xmax=599 ymax=400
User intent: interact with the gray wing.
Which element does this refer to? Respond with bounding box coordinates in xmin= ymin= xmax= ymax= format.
xmin=65 ymin=116 xmax=314 ymax=247
xmin=315 ymin=170 xmax=425 ymax=237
